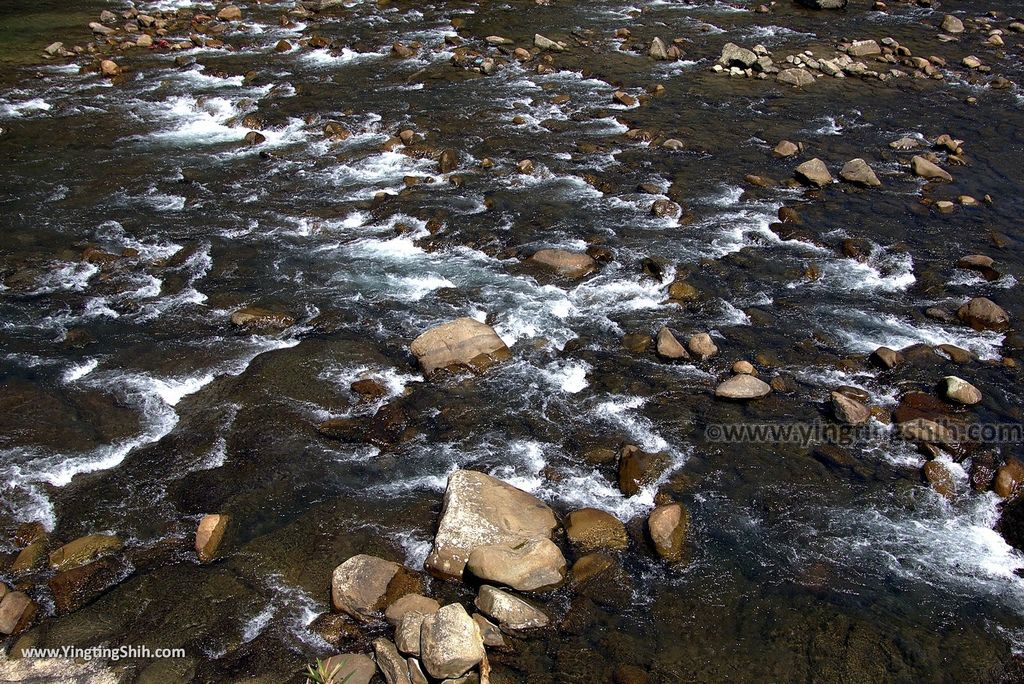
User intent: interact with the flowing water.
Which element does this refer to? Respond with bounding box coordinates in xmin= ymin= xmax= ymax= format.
xmin=1 ymin=0 xmax=1024 ymax=681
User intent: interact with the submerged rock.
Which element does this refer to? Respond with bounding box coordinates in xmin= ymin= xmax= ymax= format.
xmin=425 ymin=470 xmax=558 ymax=580
xmin=410 ymin=318 xmax=511 ymax=376
xmin=618 ymin=445 xmax=670 ymax=497
xmin=566 ymin=508 xmax=628 ymax=552
xmin=797 ymin=0 xmax=848 ymax=7
xmin=230 ymin=306 xmax=295 ymax=331
xmin=48 ymin=534 xmax=123 ymax=572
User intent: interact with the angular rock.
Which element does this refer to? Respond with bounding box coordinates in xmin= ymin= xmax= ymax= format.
xmin=0 ymin=591 xmax=36 ymax=635
xmin=195 ymin=514 xmax=229 ymax=563
xmin=847 ymin=40 xmax=881 ymax=58
xmin=831 ymin=391 xmax=871 ymax=425
xmin=774 ymin=140 xmax=800 ymax=157
xmin=923 ymin=461 xmax=955 ymax=500
xmin=465 ymin=538 xmax=566 ymax=591
xmin=374 ymin=638 xmax=413 ymax=684
xmin=687 ymin=333 xmax=718 ymax=360
xmin=871 ymin=347 xmax=902 ymax=369
xmin=11 ymin=538 xmax=47 ymax=575
xmin=472 ymin=613 xmax=505 ymax=648
xmin=943 ymin=376 xmax=982 ymax=405
xmin=794 ymin=158 xmax=832 ymax=187
xmin=230 ymin=306 xmax=295 ymax=330
xmin=719 ymin=43 xmax=756 ymax=68
xmin=410 ymin=318 xmax=510 ymax=377
xmin=839 ymin=159 xmax=881 ymax=187
xmin=419 ymin=603 xmax=485 ymax=679
xmin=957 ymin=297 xmax=1009 ymax=331
xmin=778 ymin=68 xmax=815 ymax=87
xmin=655 ymin=327 xmax=688 ymax=360
xmin=474 ymin=585 xmax=549 ymax=630
xmin=650 ymin=37 xmax=669 ymax=60
xmin=331 ymin=555 xmax=420 ymax=622
xmin=911 ymin=156 xmax=952 ymax=182
xmin=395 ymin=612 xmax=427 ymax=656
xmin=647 ymin=503 xmax=688 ymax=562
xmin=48 ymin=556 xmax=124 ymax=614
xmin=716 ymin=375 xmax=772 ymax=400
xmin=425 ymin=470 xmax=557 ymax=580
xmin=48 ymin=534 xmax=122 ymax=572
xmin=528 ymin=249 xmax=596 ymax=279
xmin=566 ymin=508 xmax=628 ymax=552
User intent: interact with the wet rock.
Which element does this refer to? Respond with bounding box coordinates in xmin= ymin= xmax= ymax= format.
xmin=386 ymin=594 xmax=440 ymax=628
xmin=647 ymin=503 xmax=688 ymax=562
xmin=48 ymin=534 xmax=123 ymax=572
xmin=839 ymin=159 xmax=881 ymax=187
xmin=618 ymin=445 xmax=670 ymax=497
xmin=48 ymin=556 xmax=124 ymax=614
xmin=940 ymin=15 xmax=965 ymax=33
xmin=217 ymin=5 xmax=242 ymax=21
xmin=777 ymin=68 xmax=815 ymax=87
xmin=244 ymin=132 xmax=266 ymax=147
xmin=936 ymin=344 xmax=974 ymax=364
xmin=472 ymin=614 xmax=505 ymax=648
xmin=719 ymin=43 xmax=756 ymax=68
xmin=230 ymin=306 xmax=295 ymax=330
xmin=831 ymin=391 xmax=871 ymax=425
xmin=774 ymin=140 xmax=800 ymax=157
xmin=11 ymin=537 xmax=47 ymax=575
xmin=351 ymin=378 xmax=387 ymax=402
xmin=566 ymin=508 xmax=628 ymax=552
xmin=425 ymin=470 xmax=557 ymax=580
xmin=847 ymin=40 xmax=881 ymax=57
xmin=957 ymin=297 xmax=1010 ymax=331
xmin=956 ymin=255 xmax=1000 ymax=281
xmin=195 ymin=514 xmax=229 ymax=563
xmin=994 ymin=459 xmax=1024 ymax=499
xmin=392 ymin=42 xmax=417 ymax=58
xmin=871 ymin=346 xmax=902 ymax=369
xmin=528 ymin=249 xmax=596 ymax=279
xmin=99 ymin=60 xmax=120 ymax=77
xmin=308 ymin=612 xmax=363 ymax=648
xmin=655 ymin=327 xmax=688 ymax=360
xmin=649 ymin=37 xmax=669 ymax=60
xmin=475 ymin=585 xmax=549 ymax=631
xmin=516 ymin=159 xmax=535 ymax=173
xmin=922 ymin=461 xmax=955 ymax=500
xmin=410 ymin=318 xmax=511 ymax=377
xmin=466 ymin=538 xmax=566 ymax=591
xmin=612 ymin=91 xmax=637 ymax=107
xmin=798 ymin=0 xmax=848 ymax=7
xmin=942 ymin=376 xmax=982 ymax=405
xmin=687 ymin=333 xmax=718 ymax=360
xmin=667 ymin=279 xmax=699 ymax=302
xmin=534 ymin=34 xmax=565 ymax=52
xmin=89 ymin=22 xmax=116 ymax=36
xmin=438 ymin=148 xmax=459 ymax=173
xmin=375 ymin=638 xmax=413 ymax=683
xmin=911 ymin=155 xmax=953 ymax=182
xmin=622 ymin=333 xmax=652 ymax=354
xmin=0 ymin=591 xmax=36 ymax=635
xmin=420 ymin=603 xmax=485 ymax=679
xmin=650 ymin=199 xmax=680 ymax=218
xmin=794 ymin=158 xmax=832 ymax=187
xmin=716 ymin=375 xmax=772 ymax=400
xmin=331 ymin=554 xmax=421 ymax=622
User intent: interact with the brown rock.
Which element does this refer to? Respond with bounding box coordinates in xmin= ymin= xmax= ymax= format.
xmin=528 ymin=249 xmax=596 ymax=279
xmin=923 ymin=461 xmax=955 ymax=500
xmin=48 ymin=556 xmax=124 ymax=613
xmin=230 ymin=306 xmax=295 ymax=330
xmin=831 ymin=391 xmax=871 ymax=425
xmin=0 ymin=591 xmax=36 ymax=635
xmin=331 ymin=555 xmax=421 ymax=622
xmin=687 ymin=333 xmax=718 ymax=360
xmin=871 ymin=346 xmax=902 ymax=369
xmin=618 ymin=445 xmax=670 ymax=497
xmin=385 ymin=594 xmax=440 ymax=628
xmin=655 ymin=327 xmax=688 ymax=360
xmin=995 ymin=459 xmax=1024 ymax=499
xmin=957 ymin=297 xmax=1010 ymax=331
xmin=715 ymin=375 xmax=771 ymax=400
xmin=410 ymin=318 xmax=510 ymax=377
xmin=566 ymin=508 xmax=628 ymax=552
xmin=911 ymin=155 xmax=953 ymax=182
xmin=794 ymin=158 xmax=832 ymax=188
xmin=647 ymin=503 xmax=688 ymax=562
xmin=465 ymin=538 xmax=566 ymax=591
xmin=839 ymin=159 xmax=881 ymax=187
xmin=48 ymin=534 xmax=122 ymax=572
xmin=195 ymin=514 xmax=229 ymax=563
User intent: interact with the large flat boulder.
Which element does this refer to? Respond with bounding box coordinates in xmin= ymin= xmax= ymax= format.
xmin=410 ymin=318 xmax=511 ymax=377
xmin=465 ymin=538 xmax=566 ymax=591
xmin=425 ymin=470 xmax=558 ymax=580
